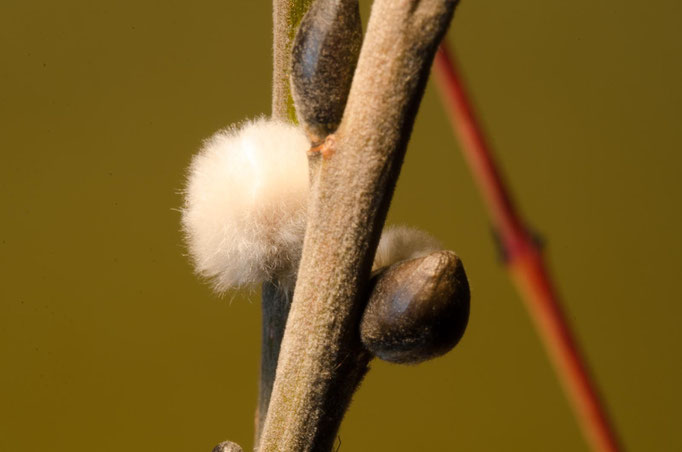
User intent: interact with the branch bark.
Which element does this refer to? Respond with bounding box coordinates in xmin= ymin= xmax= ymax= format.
xmin=259 ymin=1 xmax=458 ymax=450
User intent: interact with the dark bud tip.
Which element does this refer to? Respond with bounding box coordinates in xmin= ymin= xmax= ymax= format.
xmin=360 ymin=250 xmax=470 ymax=364
xmin=212 ymin=440 xmax=243 ymax=452
xmin=291 ymin=0 xmax=362 ymax=143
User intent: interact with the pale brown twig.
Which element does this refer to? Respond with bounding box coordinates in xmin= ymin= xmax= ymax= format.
xmin=258 ymin=1 xmax=458 ymax=450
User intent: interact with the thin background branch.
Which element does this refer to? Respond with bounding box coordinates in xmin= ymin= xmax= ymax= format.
xmin=433 ymin=42 xmax=622 ymax=452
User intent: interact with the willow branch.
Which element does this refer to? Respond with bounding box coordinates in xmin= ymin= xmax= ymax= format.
xmin=258 ymin=1 xmax=458 ymax=450
xmin=433 ymin=43 xmax=622 ymax=452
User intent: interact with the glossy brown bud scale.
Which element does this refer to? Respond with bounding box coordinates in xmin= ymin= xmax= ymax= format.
xmin=360 ymin=251 xmax=470 ymax=364
xmin=290 ymin=0 xmax=362 ymax=143
xmin=212 ymin=440 xmax=243 ymax=452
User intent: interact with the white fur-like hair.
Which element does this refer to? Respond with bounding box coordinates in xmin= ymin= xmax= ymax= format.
xmin=182 ymin=118 xmax=442 ymax=292
xmin=372 ymin=225 xmax=443 ymax=271
xmin=181 ymin=117 xmax=310 ymax=292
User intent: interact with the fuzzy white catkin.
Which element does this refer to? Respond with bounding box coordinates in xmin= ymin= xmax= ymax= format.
xmin=372 ymin=225 xmax=443 ymax=271
xmin=181 ymin=117 xmax=443 ymax=293
xmin=181 ymin=117 xmax=310 ymax=292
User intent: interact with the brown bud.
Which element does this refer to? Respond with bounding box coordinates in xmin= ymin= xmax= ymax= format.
xmin=212 ymin=441 xmax=243 ymax=452
xmin=360 ymin=251 xmax=470 ymax=364
xmin=290 ymin=0 xmax=362 ymax=144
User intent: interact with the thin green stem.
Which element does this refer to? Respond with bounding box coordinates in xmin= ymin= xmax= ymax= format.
xmin=272 ymin=0 xmax=314 ymax=122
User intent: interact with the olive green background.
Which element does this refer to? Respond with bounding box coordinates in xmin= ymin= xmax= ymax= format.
xmin=1 ymin=1 xmax=680 ymax=450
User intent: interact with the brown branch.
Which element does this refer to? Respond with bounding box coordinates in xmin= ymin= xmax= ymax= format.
xmin=256 ymin=253 xmax=470 ymax=446
xmin=433 ymin=42 xmax=622 ymax=452
xmin=258 ymin=1 xmax=458 ymax=450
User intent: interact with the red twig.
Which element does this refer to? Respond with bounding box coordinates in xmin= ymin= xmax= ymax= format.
xmin=433 ymin=42 xmax=622 ymax=452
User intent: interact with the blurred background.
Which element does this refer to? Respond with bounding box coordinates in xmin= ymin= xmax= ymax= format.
xmin=1 ymin=1 xmax=680 ymax=450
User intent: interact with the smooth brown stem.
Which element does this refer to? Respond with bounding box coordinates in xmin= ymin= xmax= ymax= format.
xmin=433 ymin=42 xmax=622 ymax=452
